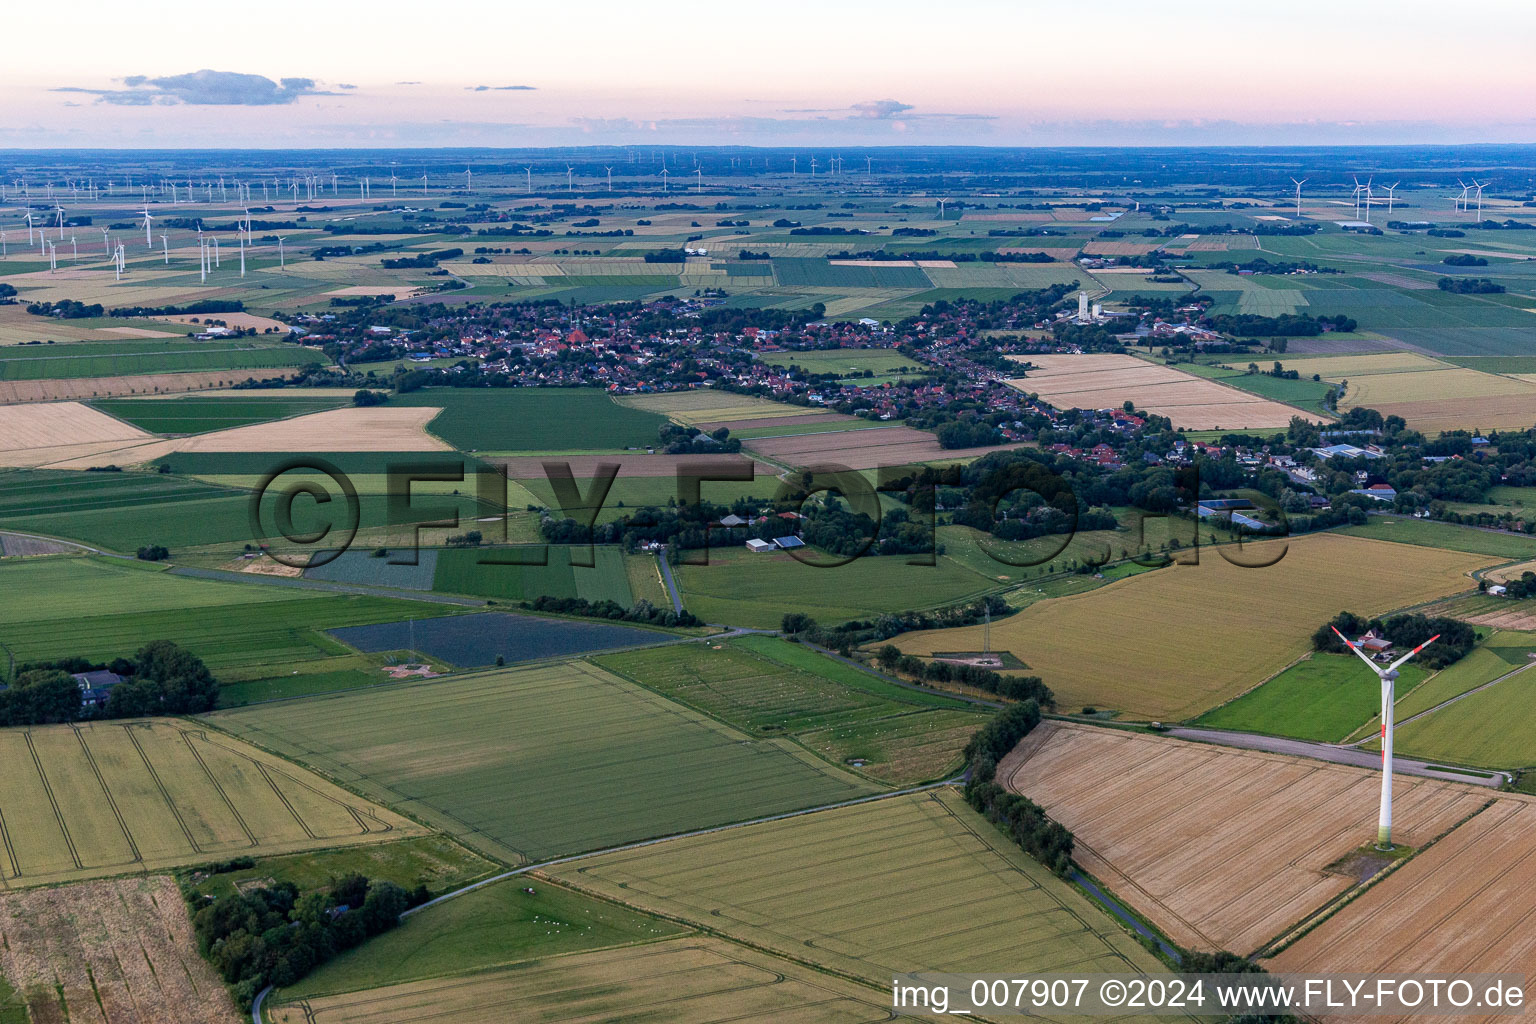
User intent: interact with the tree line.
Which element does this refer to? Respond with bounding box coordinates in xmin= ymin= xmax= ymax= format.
xmin=961 ymin=701 xmax=1075 ymax=877
xmin=3 ymin=641 xmax=218 ymax=725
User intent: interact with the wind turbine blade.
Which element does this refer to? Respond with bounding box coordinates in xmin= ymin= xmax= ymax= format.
xmin=1333 ymin=626 xmax=1386 ymax=675
xmin=1387 ymin=635 xmax=1439 ymax=674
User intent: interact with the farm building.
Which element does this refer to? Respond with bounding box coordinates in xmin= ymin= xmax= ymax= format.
xmin=773 ymin=536 xmax=806 ymax=550
xmin=745 ymin=538 xmax=774 ymax=553
xmin=70 ymin=669 xmax=123 ymax=707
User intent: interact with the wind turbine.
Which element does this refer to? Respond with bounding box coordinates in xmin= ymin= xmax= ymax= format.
xmin=694 ymin=168 xmax=702 ymax=192
xmin=390 ymin=173 xmax=399 ymax=197
xmin=604 ymin=166 xmax=613 ymax=191
xmin=422 ymin=172 xmax=429 ymax=197
xmin=100 ymin=226 xmax=110 ymax=256
xmin=523 ymin=166 xmax=532 ymax=193
xmin=1472 ymin=178 xmax=1489 ymax=222
xmin=24 ymin=211 xmax=35 ymax=246
xmin=1382 ymin=181 xmax=1400 ymax=214
xmin=55 ymin=204 xmax=66 ymax=239
xmin=1334 ymin=627 xmax=1439 ymax=850
xmin=566 ymin=165 xmax=575 ymax=192
xmin=1362 ymin=177 xmax=1374 ymax=223
xmin=937 ymin=197 xmax=949 ymax=220
xmin=1351 ymin=176 xmax=1364 ymax=220
xmin=141 ymin=206 xmax=154 ymax=248
xmin=464 ymin=166 xmax=473 ymax=191
xmin=1455 ymin=179 xmax=1470 ymax=214
xmin=276 ymin=235 xmax=286 ymax=268
xmin=660 ymin=168 xmax=669 ymax=192
xmin=1290 ymin=177 xmax=1307 ymax=217
xmin=160 ymin=234 xmax=169 ymax=264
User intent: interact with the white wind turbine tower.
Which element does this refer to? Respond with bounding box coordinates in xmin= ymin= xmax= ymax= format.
xmin=1472 ymin=178 xmax=1489 ymax=222
xmin=694 ymin=168 xmax=702 ymax=191
xmin=1455 ymin=179 xmax=1470 ymax=214
xmin=100 ymin=226 xmax=110 ymax=257
xmin=24 ymin=212 xmax=35 ymax=246
xmin=276 ymin=235 xmax=286 ymax=268
xmin=160 ymin=234 xmax=169 ymax=264
xmin=55 ymin=204 xmax=66 ymax=239
xmin=464 ymin=167 xmax=473 ymax=191
xmin=1351 ymin=176 xmax=1364 ymax=220
xmin=523 ymin=166 xmax=532 ymax=193
xmin=1382 ymin=181 xmax=1400 ymax=214
xmin=659 ymin=168 xmax=670 ymax=192
xmin=937 ymin=197 xmax=949 ymax=220
xmin=790 ymin=156 xmax=797 ymax=176
xmin=141 ymin=206 xmax=154 ymax=247
xmin=604 ymin=166 xmax=613 ymax=191
xmin=1362 ymin=177 xmax=1374 ymax=223
xmin=390 ymin=173 xmax=399 ymax=197
xmin=566 ymin=165 xmax=575 ymax=192
xmin=1290 ymin=177 xmax=1307 ymax=217
xmin=1334 ymin=626 xmax=1440 ymax=849
xmin=422 ymin=172 xmax=429 ymax=197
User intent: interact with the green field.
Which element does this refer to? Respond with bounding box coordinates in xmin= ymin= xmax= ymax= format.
xmin=0 ymin=339 xmax=307 ymax=379
xmin=279 ymin=879 xmax=684 ymax=1001
xmin=90 ymin=394 xmax=347 ymax=433
xmin=431 ymin=544 xmax=634 ymax=605
xmin=183 ymin=835 xmax=498 ymax=901
xmin=596 ymin=635 xmax=984 ymax=783
xmin=1194 ymin=653 xmax=1428 ymax=741
xmin=1335 ymin=517 xmax=1536 ymax=559
xmin=549 ymin=789 xmax=1169 ymax=986
xmin=675 ymin=545 xmax=998 ymax=628
xmin=760 ymin=347 xmax=927 ymax=379
xmin=392 ymin=388 xmax=668 ymax=451
xmin=1396 ymin=667 xmax=1536 ymax=768
xmin=1391 ymin=639 xmax=1536 ymax=721
xmin=210 ymin=660 xmax=878 ymax=864
xmin=0 ymin=557 xmax=460 ymax=680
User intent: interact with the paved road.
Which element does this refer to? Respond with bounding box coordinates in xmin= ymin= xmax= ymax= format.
xmin=1166 ymin=727 xmax=1510 ymax=786
xmin=655 ymin=552 xmax=684 ymax=613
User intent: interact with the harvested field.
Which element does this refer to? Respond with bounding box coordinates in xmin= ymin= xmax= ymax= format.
xmin=488 ymin=452 xmax=767 ymax=479
xmin=0 ymin=719 xmax=424 ymax=889
xmin=0 ymin=368 xmax=299 ymax=404
xmin=1007 ymin=353 xmax=1316 ymax=429
xmin=1269 ymin=797 xmax=1536 ymax=1024
xmin=0 ymin=401 xmax=150 ymax=466
xmin=1367 ymin=394 xmax=1536 ymax=434
xmin=159 ymin=312 xmax=288 ymax=332
xmin=745 ymin=425 xmax=1020 ymax=469
xmin=893 ymin=534 xmax=1487 ymax=719
xmin=550 ymin=789 xmax=1168 ymax=987
xmin=0 ymin=531 xmax=83 ymax=556
xmin=1243 ymin=352 xmax=1448 ymax=377
xmin=158 ymin=405 xmax=447 ymax=452
xmin=0 ymin=875 xmax=237 ymax=1024
xmin=696 ymin=411 xmax=849 ymax=431
xmin=1004 ymin=723 xmax=1489 ymax=953
xmin=269 ymin=936 xmax=899 ymax=1024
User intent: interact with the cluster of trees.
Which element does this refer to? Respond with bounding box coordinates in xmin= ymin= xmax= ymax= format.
xmin=1437 ymin=277 xmax=1505 ymax=294
xmin=1312 ymin=612 xmax=1476 ymax=669
xmin=108 ymin=300 xmax=246 ymax=317
xmin=1442 ymin=253 xmax=1488 ymax=267
xmin=658 ymin=424 xmax=741 ymax=454
xmin=26 ymin=299 xmax=104 ymax=319
xmin=961 ymin=701 xmax=1075 ymax=876
xmin=193 ymin=874 xmax=423 ymax=1007
xmin=641 ymin=248 xmax=688 ymax=263
xmin=875 ymin=645 xmax=1054 ymax=704
xmin=780 ymin=596 xmax=1016 ymax=654
xmin=136 ymin=544 xmax=170 ymax=561
xmin=3 ymin=641 xmax=219 ymax=724
xmin=1495 ymin=572 xmax=1536 ymax=599
xmin=1202 ymin=312 xmax=1356 ymax=337
xmin=934 ymin=418 xmax=1003 ymax=449
xmin=526 ymin=595 xmax=700 ymax=628
xmin=352 ymin=389 xmax=389 ymax=407
xmin=380 ymin=248 xmax=463 ymax=269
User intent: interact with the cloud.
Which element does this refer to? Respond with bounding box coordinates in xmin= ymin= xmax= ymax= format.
xmin=396 ymin=80 xmax=423 ymax=86
xmin=467 ymin=84 xmax=537 ymax=91
xmin=56 ymin=70 xmax=337 ymax=106
xmin=849 ymin=98 xmax=914 ymax=119
xmin=337 ymin=83 xmax=358 ymax=90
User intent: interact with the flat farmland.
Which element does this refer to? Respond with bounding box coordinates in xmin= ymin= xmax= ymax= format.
xmin=893 ymin=534 xmax=1487 ymax=719
xmin=391 ymin=388 xmax=667 ymax=451
xmin=1269 ymin=797 xmax=1536 ymax=1024
xmin=0 ymin=368 xmax=300 ymax=405
xmin=1005 ymin=723 xmax=1489 ymax=953
xmin=90 ymin=394 xmax=348 ymax=433
xmin=550 ymin=789 xmax=1169 ymax=987
xmin=0 ymin=719 xmax=423 ymax=889
xmin=431 ymin=545 xmax=634 ymax=605
xmin=0 ymin=875 xmax=237 ymax=1024
xmin=1007 ymin=353 xmax=1317 ymax=429
xmin=1394 ymin=665 xmax=1536 ymax=769
xmin=596 ymin=635 xmax=985 ymax=784
xmin=270 ymin=937 xmax=900 ymax=1024
xmin=745 ymin=424 xmax=1019 ymax=469
xmin=617 ymin=389 xmax=828 ymax=426
xmin=675 ymin=545 xmax=997 ymax=628
xmin=1194 ymin=654 xmax=1429 ymax=743
xmin=0 ymin=400 xmax=151 ymax=467
xmin=0 ymin=339 xmax=304 ymax=380
xmin=153 ymin=404 xmax=453 ymax=452
xmin=761 ymin=347 xmax=926 ymax=377
xmin=1335 ymin=515 xmax=1536 ymax=559
xmin=1340 ymin=367 xmax=1536 ymax=432
xmin=210 ymin=661 xmax=876 ymax=865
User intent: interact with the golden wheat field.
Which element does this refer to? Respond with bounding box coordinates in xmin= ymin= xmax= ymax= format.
xmin=0 ymin=875 xmax=238 ymax=1024
xmin=549 ymin=789 xmax=1166 ymax=987
xmin=1004 ymin=723 xmax=1488 ymax=953
xmin=617 ymin=390 xmax=820 ymax=424
xmin=1269 ymin=796 xmax=1536 ymax=1024
xmin=1007 ymin=353 xmax=1315 ymax=429
xmin=893 ymin=534 xmax=1488 ymax=719
xmin=0 ymin=719 xmax=425 ymax=889
xmin=269 ymin=937 xmax=900 ymax=1024
xmin=0 ymin=369 xmax=300 ymax=405
xmin=0 ymin=400 xmax=149 ymax=455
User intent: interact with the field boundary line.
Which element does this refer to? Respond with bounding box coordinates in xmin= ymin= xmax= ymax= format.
xmin=25 ymin=731 xmax=83 ymax=869
xmin=179 ymin=728 xmax=260 ymax=848
xmin=400 ymin=780 xmax=959 ymax=920
xmin=122 ymin=722 xmax=205 ymax=854
xmin=72 ymin=725 xmax=143 ymax=866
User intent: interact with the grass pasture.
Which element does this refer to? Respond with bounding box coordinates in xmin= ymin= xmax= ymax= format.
xmin=392 ymin=388 xmax=667 ymax=451
xmin=760 ymin=347 xmax=927 ymax=379
xmin=596 ymin=635 xmax=985 ymax=783
xmin=431 ymin=544 xmax=634 ymax=604
xmin=0 ymin=719 xmax=424 ymax=889
xmin=0 ymin=339 xmax=304 ymax=380
xmin=1395 ymin=666 xmax=1536 ymax=768
xmin=894 ymin=534 xmax=1487 ymax=719
xmin=1335 ymin=516 xmax=1536 ymax=559
xmin=210 ymin=660 xmax=877 ymax=865
xmin=550 ymin=788 xmax=1168 ymax=986
xmin=1194 ymin=654 xmax=1429 ymax=742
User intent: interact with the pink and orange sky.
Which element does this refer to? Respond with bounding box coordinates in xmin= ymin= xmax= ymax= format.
xmin=4 ymin=0 xmax=1534 ymax=148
